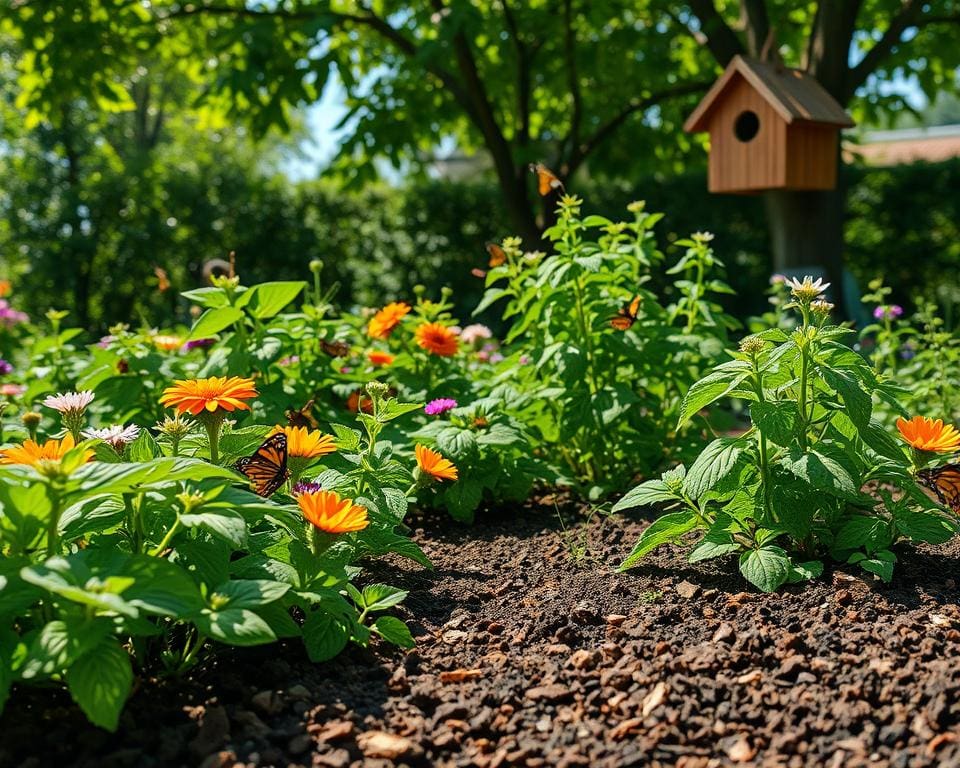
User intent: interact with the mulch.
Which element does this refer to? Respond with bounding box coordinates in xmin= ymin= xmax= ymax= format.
xmin=4 ymin=494 xmax=960 ymax=768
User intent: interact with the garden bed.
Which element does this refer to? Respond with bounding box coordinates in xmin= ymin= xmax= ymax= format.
xmin=4 ymin=496 xmax=960 ymax=768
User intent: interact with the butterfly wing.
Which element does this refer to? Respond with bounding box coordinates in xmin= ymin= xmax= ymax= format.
xmin=286 ymin=399 xmax=319 ymax=430
xmin=919 ymin=465 xmax=960 ymax=513
xmin=529 ymin=163 xmax=564 ymax=196
xmin=486 ymin=242 xmax=506 ymax=267
xmin=610 ymin=295 xmax=640 ymax=331
xmin=234 ymin=433 xmax=289 ymax=497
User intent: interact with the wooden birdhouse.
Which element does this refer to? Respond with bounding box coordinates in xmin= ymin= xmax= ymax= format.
xmin=684 ymin=56 xmax=855 ymax=194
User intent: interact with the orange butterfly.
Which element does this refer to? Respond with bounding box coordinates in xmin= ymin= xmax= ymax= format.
xmin=529 ymin=163 xmax=564 ymax=196
xmin=610 ymin=295 xmax=642 ymax=331
xmin=486 ymin=242 xmax=507 ymax=268
xmin=320 ymin=339 xmax=351 ymax=358
xmin=918 ymin=464 xmax=960 ymax=513
xmin=154 ymin=266 xmax=170 ymax=292
xmin=235 ymin=434 xmax=289 ymax=497
xmin=286 ymin=399 xmax=319 ymax=430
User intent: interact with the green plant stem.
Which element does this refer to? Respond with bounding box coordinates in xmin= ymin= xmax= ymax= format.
xmin=151 ymin=516 xmax=181 ymax=556
xmin=45 ymin=487 xmax=63 ymax=559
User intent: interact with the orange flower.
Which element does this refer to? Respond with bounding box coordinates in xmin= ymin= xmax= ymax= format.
xmin=0 ymin=279 xmax=11 ymax=298
xmin=897 ymin=416 xmax=960 ymax=453
xmin=415 ymin=444 xmax=458 ymax=482
xmin=159 ymin=376 xmax=258 ymax=416
xmin=367 ymin=350 xmax=395 ymax=367
xmin=296 ymin=489 xmax=369 ymax=534
xmin=153 ymin=334 xmax=182 ymax=351
xmin=367 ymin=302 xmax=411 ymax=339
xmin=268 ymin=425 xmax=336 ymax=459
xmin=415 ymin=323 xmax=459 ymax=357
xmin=0 ymin=434 xmax=93 ymax=466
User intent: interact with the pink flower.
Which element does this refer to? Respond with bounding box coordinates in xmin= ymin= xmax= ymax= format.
xmin=43 ymin=390 xmax=95 ymax=416
xmin=424 ymin=398 xmax=458 ymax=416
xmin=873 ymin=305 xmax=903 ymax=321
xmin=460 ymin=324 xmax=493 ymax=345
xmin=0 ymin=384 xmax=25 ymax=397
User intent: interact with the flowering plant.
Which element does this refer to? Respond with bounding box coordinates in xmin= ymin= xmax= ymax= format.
xmin=616 ymin=276 xmax=958 ymax=591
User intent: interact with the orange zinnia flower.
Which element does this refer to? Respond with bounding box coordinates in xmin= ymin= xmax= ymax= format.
xmin=0 ymin=434 xmax=93 ymax=466
xmin=153 ymin=334 xmax=182 ymax=351
xmin=367 ymin=302 xmax=411 ymax=339
xmin=159 ymin=376 xmax=258 ymax=416
xmin=897 ymin=416 xmax=960 ymax=453
xmin=268 ymin=425 xmax=336 ymax=459
xmin=0 ymin=279 xmax=11 ymax=298
xmin=367 ymin=350 xmax=395 ymax=367
xmin=415 ymin=323 xmax=459 ymax=357
xmin=297 ymin=489 xmax=369 ymax=534
xmin=415 ymin=444 xmax=458 ymax=482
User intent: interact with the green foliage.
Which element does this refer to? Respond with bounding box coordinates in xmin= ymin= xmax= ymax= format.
xmin=618 ymin=278 xmax=958 ymax=591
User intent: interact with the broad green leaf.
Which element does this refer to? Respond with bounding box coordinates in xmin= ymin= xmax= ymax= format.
xmin=750 ymin=400 xmax=800 ymax=446
xmin=833 ymin=516 xmax=893 ymax=553
xmin=611 ymin=479 xmax=679 ymax=513
xmin=302 ymin=610 xmax=350 ymax=662
xmin=127 ymin=430 xmax=161 ymax=462
xmin=373 ymin=616 xmax=414 ymax=648
xmin=66 ymin=637 xmax=132 ymax=732
xmin=677 ymin=371 xmax=748 ymax=427
xmin=684 ymin=437 xmax=744 ymax=500
xmin=781 ymin=449 xmax=857 ymax=500
xmin=443 ymin=478 xmax=483 ymax=522
xmin=246 ymin=281 xmax=306 ymax=319
xmin=211 ymin=579 xmax=290 ymax=610
xmin=360 ymin=584 xmax=408 ymax=612
xmin=195 ymin=607 xmax=276 ymax=646
xmin=180 ymin=509 xmax=248 ymax=549
xmin=894 ymin=509 xmax=957 ymax=544
xmin=618 ymin=511 xmax=699 ymax=571
xmin=739 ymin=547 xmax=791 ymax=593
xmin=186 ymin=306 xmax=243 ymax=342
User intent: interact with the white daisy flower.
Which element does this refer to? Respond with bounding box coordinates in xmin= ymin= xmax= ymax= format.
xmin=784 ymin=276 xmax=830 ymax=301
xmin=42 ymin=390 xmax=95 ymax=416
xmin=81 ymin=424 xmax=140 ymax=451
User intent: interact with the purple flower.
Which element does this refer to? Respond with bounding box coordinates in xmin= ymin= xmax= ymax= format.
xmin=279 ymin=355 xmax=300 ymax=367
xmin=0 ymin=359 xmax=12 ymax=376
xmin=873 ymin=304 xmax=904 ymax=321
xmin=424 ymin=398 xmax=458 ymax=416
xmin=292 ymin=481 xmax=323 ymax=495
xmin=899 ymin=341 xmax=916 ymax=360
xmin=0 ymin=300 xmax=28 ymax=327
xmin=184 ymin=338 xmax=215 ymax=351
xmin=489 ymin=352 xmax=504 ymax=364
xmin=519 ymin=355 xmax=530 ymax=365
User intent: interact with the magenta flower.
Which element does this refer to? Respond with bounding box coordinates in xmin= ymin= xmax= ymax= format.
xmin=873 ymin=305 xmax=904 ymax=321
xmin=184 ymin=338 xmax=215 ymax=351
xmin=0 ymin=360 xmax=12 ymax=376
xmin=292 ymin=481 xmax=324 ymax=495
xmin=0 ymin=300 xmax=28 ymax=327
xmin=424 ymin=398 xmax=458 ymax=416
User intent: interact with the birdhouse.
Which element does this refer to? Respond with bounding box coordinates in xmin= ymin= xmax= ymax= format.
xmin=684 ymin=56 xmax=855 ymax=194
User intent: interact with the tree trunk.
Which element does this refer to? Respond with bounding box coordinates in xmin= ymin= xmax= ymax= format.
xmin=762 ymin=179 xmax=845 ymax=310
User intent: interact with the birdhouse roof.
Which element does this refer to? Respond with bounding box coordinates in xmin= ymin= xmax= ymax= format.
xmin=684 ymin=55 xmax=855 ymax=133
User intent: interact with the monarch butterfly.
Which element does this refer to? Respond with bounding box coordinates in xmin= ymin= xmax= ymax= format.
xmin=235 ymin=433 xmax=289 ymax=497
xmin=918 ymin=464 xmax=960 ymax=513
xmin=320 ymin=339 xmax=351 ymax=358
xmin=610 ymin=295 xmax=642 ymax=331
xmin=286 ymin=399 xmax=319 ymax=430
xmin=154 ymin=266 xmax=170 ymax=292
xmin=486 ymin=242 xmax=507 ymax=268
xmin=529 ymin=163 xmax=564 ymax=196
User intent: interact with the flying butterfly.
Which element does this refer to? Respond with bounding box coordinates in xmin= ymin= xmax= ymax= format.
xmin=320 ymin=339 xmax=351 ymax=358
xmin=610 ymin=295 xmax=642 ymax=331
xmin=286 ymin=398 xmax=319 ymax=430
xmin=529 ymin=163 xmax=564 ymax=196
xmin=234 ymin=433 xmax=289 ymax=497
xmin=918 ymin=464 xmax=960 ymax=513
xmin=486 ymin=242 xmax=507 ymax=268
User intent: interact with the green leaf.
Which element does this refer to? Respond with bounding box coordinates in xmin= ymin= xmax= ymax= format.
xmin=688 ymin=533 xmax=740 ymax=563
xmin=618 ymin=511 xmax=699 ymax=571
xmin=330 ymin=423 xmax=362 ymax=451
xmin=180 ymin=509 xmax=248 ymax=549
xmin=739 ymin=547 xmax=791 ymax=593
xmin=820 ymin=367 xmax=872 ymax=428
xmin=894 ymin=509 xmax=957 ymax=544
xmin=302 ymin=610 xmax=350 ymax=662
xmin=443 ymin=478 xmax=483 ymax=522
xmin=373 ymin=616 xmax=414 ymax=648
xmin=211 ymin=579 xmax=290 ymax=609
xmin=782 ymin=448 xmax=857 ymax=500
xmin=195 ymin=608 xmax=276 ymax=646
xmin=66 ymin=637 xmax=132 ymax=732
xmin=359 ymin=584 xmax=408 ymax=612
xmin=684 ymin=437 xmax=744 ymax=500
xmin=851 ymin=549 xmax=896 ymax=582
xmin=186 ymin=306 xmax=244 ymax=342
xmin=834 ymin=516 xmax=893 ymax=554
xmin=611 ymin=479 xmax=679 ymax=513
xmin=677 ymin=370 xmax=748 ymax=427
xmin=750 ymin=401 xmax=800 ymax=446
xmin=20 ymin=619 xmax=112 ymax=680
xmin=245 ymin=281 xmax=306 ymax=319
xmin=127 ymin=430 xmax=161 ymax=462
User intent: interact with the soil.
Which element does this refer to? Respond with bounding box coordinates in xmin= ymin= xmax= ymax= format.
xmin=4 ymin=495 xmax=960 ymax=768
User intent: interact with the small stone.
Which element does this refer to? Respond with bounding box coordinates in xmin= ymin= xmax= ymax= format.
xmin=727 ymin=737 xmax=756 ymax=763
xmin=287 ymin=684 xmax=311 ymax=700
xmin=568 ymin=649 xmax=601 ymax=670
xmin=357 ymin=731 xmax=422 ymax=760
xmin=525 ymin=684 xmax=573 ymax=703
xmin=605 ymin=614 xmax=627 ymax=627
xmin=676 ymin=580 xmax=699 ymax=599
xmin=251 ymin=690 xmax=281 ymax=714
xmin=310 ymin=719 xmax=354 ymax=743
xmin=712 ymin=623 xmax=735 ymax=644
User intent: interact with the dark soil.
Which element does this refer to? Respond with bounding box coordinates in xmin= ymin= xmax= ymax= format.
xmin=4 ymin=496 xmax=960 ymax=768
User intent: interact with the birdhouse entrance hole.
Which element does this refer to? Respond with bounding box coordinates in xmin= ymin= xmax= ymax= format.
xmin=734 ymin=110 xmax=760 ymax=142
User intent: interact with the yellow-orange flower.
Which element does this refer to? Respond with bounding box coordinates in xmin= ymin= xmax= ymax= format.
xmin=296 ymin=489 xmax=369 ymax=534
xmin=415 ymin=323 xmax=459 ymax=357
xmin=367 ymin=302 xmax=411 ymax=339
xmin=268 ymin=425 xmax=336 ymax=459
xmin=897 ymin=416 xmax=960 ymax=453
xmin=0 ymin=434 xmax=93 ymax=466
xmin=159 ymin=376 xmax=258 ymax=416
xmin=0 ymin=279 xmax=11 ymax=298
xmin=368 ymin=350 xmax=395 ymax=367
xmin=415 ymin=444 xmax=458 ymax=482
xmin=153 ymin=334 xmax=182 ymax=351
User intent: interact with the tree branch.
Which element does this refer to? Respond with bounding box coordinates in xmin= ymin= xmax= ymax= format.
xmin=567 ymin=79 xmax=712 ymax=176
xmin=687 ymin=0 xmax=745 ymax=65
xmin=739 ymin=0 xmax=770 ymax=56
xmin=846 ymin=0 xmax=926 ymax=98
xmin=500 ymin=0 xmax=531 ymax=146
